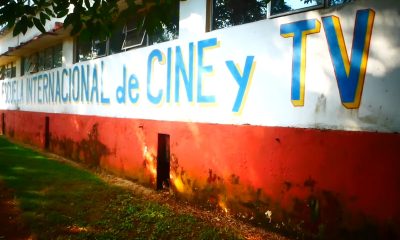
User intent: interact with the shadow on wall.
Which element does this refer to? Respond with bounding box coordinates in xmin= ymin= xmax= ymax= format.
xmin=51 ymin=123 xmax=109 ymax=167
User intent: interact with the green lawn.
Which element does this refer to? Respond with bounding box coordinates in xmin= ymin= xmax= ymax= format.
xmin=0 ymin=136 xmax=242 ymax=240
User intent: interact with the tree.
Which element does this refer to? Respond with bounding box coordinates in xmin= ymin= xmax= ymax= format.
xmin=0 ymin=0 xmax=180 ymax=40
xmin=213 ymin=0 xmax=269 ymax=30
xmin=1 ymin=0 xmax=341 ymax=40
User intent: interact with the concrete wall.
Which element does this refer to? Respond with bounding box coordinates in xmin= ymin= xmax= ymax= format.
xmin=0 ymin=0 xmax=399 ymax=238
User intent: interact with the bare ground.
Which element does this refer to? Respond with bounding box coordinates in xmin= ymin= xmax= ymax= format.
xmin=0 ymin=182 xmax=34 ymax=240
xmin=98 ymin=171 xmax=290 ymax=240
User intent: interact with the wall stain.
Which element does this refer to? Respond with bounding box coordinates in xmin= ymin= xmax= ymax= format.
xmin=284 ymin=181 xmax=292 ymax=191
xmin=230 ymin=174 xmax=240 ymax=185
xmin=167 ymin=166 xmax=399 ymax=239
xmin=207 ymin=169 xmax=222 ymax=184
xmin=8 ymin=128 xmax=14 ymax=138
xmin=28 ymin=126 xmax=400 ymax=240
xmin=51 ymin=123 xmax=109 ymax=167
xmin=304 ymin=176 xmax=317 ymax=192
xmin=315 ymin=94 xmax=327 ymax=114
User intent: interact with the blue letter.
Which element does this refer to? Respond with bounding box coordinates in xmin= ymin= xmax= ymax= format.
xmin=116 ymin=65 xmax=127 ymax=104
xmin=72 ymin=65 xmax=80 ymax=102
xmin=128 ymin=74 xmax=140 ymax=104
xmin=281 ymin=19 xmax=321 ymax=106
xmin=322 ymin=9 xmax=375 ymax=109
xmin=61 ymin=68 xmax=69 ymax=103
xmin=43 ymin=73 xmax=48 ymax=103
xmin=48 ymin=72 xmax=54 ymax=103
xmin=91 ymin=65 xmax=99 ymax=103
xmin=167 ymin=47 xmax=172 ymax=103
xmin=175 ymin=43 xmax=194 ymax=103
xmin=100 ymin=61 xmax=110 ymax=104
xmin=81 ymin=65 xmax=90 ymax=103
xmin=226 ymin=56 xmax=256 ymax=113
xmin=55 ymin=71 xmax=61 ymax=103
xmin=147 ymin=49 xmax=164 ymax=104
xmin=197 ymin=38 xmax=218 ymax=103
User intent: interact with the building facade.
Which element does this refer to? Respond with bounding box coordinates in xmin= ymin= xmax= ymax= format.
xmin=1 ymin=0 xmax=399 ymax=238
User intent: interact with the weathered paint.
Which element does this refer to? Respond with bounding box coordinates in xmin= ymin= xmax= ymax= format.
xmin=1 ymin=109 xmax=399 ymax=238
xmin=1 ymin=0 xmax=400 ymax=238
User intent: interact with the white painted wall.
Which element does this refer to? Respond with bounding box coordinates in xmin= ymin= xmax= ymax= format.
xmin=0 ymin=0 xmax=399 ymax=133
xmin=179 ymin=0 xmax=208 ymax=40
xmin=62 ymin=37 xmax=75 ymax=66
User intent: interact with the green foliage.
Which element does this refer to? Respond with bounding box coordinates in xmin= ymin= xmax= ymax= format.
xmin=0 ymin=0 xmax=180 ymax=40
xmin=0 ymin=137 xmax=243 ymax=239
xmin=213 ymin=0 xmax=269 ymax=30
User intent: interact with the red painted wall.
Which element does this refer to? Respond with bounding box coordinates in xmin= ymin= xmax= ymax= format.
xmin=1 ymin=110 xmax=399 ymax=238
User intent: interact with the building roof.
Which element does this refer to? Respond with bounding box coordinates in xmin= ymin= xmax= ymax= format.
xmin=0 ymin=22 xmax=69 ymax=65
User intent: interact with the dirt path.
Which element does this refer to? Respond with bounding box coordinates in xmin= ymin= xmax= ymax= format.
xmin=99 ymin=171 xmax=290 ymax=240
xmin=0 ymin=183 xmax=33 ymax=240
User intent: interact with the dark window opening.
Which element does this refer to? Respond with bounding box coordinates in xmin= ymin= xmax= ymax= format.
xmin=211 ymin=0 xmax=267 ymax=30
xmin=0 ymin=62 xmax=16 ymax=80
xmin=44 ymin=47 xmax=54 ymax=70
xmin=75 ymin=1 xmax=179 ymax=62
xmin=328 ymin=0 xmax=352 ymax=6
xmin=53 ymin=44 xmax=63 ymax=68
xmin=93 ymin=39 xmax=107 ymax=58
xmin=1 ymin=113 xmax=5 ymax=135
xmin=156 ymin=134 xmax=170 ymax=190
xmin=109 ymin=27 xmax=125 ymax=55
xmin=44 ymin=116 xmax=50 ymax=150
xmin=21 ymin=44 xmax=63 ymax=76
xmin=76 ymin=37 xmax=93 ymax=62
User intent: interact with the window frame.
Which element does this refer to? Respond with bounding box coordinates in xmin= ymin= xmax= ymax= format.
xmin=75 ymin=18 xmax=178 ymax=63
xmin=0 ymin=65 xmax=5 ymax=80
xmin=0 ymin=62 xmax=16 ymax=80
xmin=74 ymin=1 xmax=179 ymax=63
xmin=268 ymin=0 xmax=353 ymax=18
xmin=121 ymin=17 xmax=148 ymax=51
xmin=21 ymin=44 xmax=63 ymax=76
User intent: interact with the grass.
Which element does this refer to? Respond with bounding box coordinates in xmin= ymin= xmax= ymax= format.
xmin=0 ymin=136 xmax=243 ymax=240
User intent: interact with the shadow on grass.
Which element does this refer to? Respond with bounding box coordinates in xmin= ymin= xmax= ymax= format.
xmin=0 ymin=137 xmax=242 ymax=240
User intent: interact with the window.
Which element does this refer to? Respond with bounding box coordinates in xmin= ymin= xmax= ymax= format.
xmin=211 ymin=0 xmax=267 ymax=30
xmin=44 ymin=47 xmax=54 ymax=70
xmin=38 ymin=51 xmax=45 ymax=72
xmin=22 ymin=54 xmax=38 ymax=74
xmin=21 ymin=44 xmax=63 ymax=76
xmin=76 ymin=37 xmax=109 ymax=62
xmin=109 ymin=28 xmax=124 ymax=55
xmin=270 ymin=0 xmax=353 ymax=17
xmin=150 ymin=21 xmax=179 ymax=45
xmin=0 ymin=62 xmax=16 ymax=80
xmin=75 ymin=1 xmax=179 ymax=62
xmin=93 ymin=39 xmax=107 ymax=58
xmin=76 ymin=37 xmax=93 ymax=62
xmin=53 ymin=44 xmax=63 ymax=68
xmin=122 ymin=17 xmax=148 ymax=50
xmin=328 ymin=0 xmax=352 ymax=6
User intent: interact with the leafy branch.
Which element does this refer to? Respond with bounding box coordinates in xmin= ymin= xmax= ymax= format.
xmin=0 ymin=0 xmax=180 ymax=40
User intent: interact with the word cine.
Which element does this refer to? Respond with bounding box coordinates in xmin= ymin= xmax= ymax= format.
xmin=117 ymin=38 xmax=254 ymax=113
